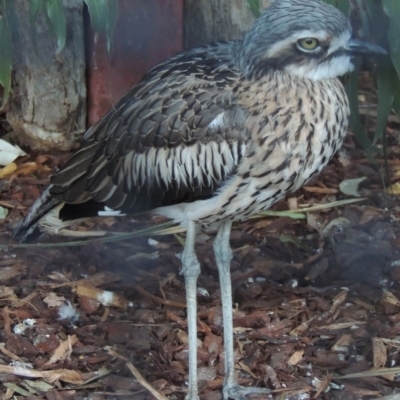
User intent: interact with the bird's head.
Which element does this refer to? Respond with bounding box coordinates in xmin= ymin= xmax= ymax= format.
xmin=237 ymin=0 xmax=386 ymax=80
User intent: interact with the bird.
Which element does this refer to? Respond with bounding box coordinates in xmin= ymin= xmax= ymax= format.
xmin=13 ymin=0 xmax=385 ymax=398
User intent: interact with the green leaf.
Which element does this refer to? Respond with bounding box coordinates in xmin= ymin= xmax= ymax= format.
xmin=0 ymin=1 xmax=13 ymax=107
xmin=246 ymin=0 xmax=260 ymax=18
xmin=44 ymin=0 xmax=66 ymax=54
xmin=339 ymin=177 xmax=366 ymax=197
xmin=345 ymin=63 xmax=372 ymax=149
xmin=383 ymin=0 xmax=400 ymax=78
xmin=29 ymin=0 xmax=44 ymax=20
xmin=279 ymin=235 xmax=312 ymax=252
xmin=84 ymin=0 xmax=118 ymax=53
xmin=259 ymin=210 xmax=306 ymax=219
xmin=393 ymin=76 xmax=400 ymax=118
xmin=3 ymin=383 xmax=31 ymax=397
xmin=356 ymin=0 xmax=372 ymax=40
xmin=5 ymin=0 xmax=19 ymax=41
xmin=84 ymin=0 xmax=118 ymax=33
xmin=375 ymin=62 xmax=395 ymax=142
xmin=29 ymin=0 xmax=44 ymax=53
xmin=0 ymin=205 xmax=7 ymax=219
xmin=363 ymin=0 xmax=386 ymax=42
xmin=322 ymin=0 xmax=349 ymax=15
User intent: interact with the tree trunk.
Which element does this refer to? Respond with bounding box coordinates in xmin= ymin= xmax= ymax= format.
xmin=184 ymin=0 xmax=270 ymax=49
xmin=8 ymin=0 xmax=86 ymax=151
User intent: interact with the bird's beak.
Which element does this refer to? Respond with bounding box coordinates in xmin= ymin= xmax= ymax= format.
xmin=343 ymin=39 xmax=387 ymax=56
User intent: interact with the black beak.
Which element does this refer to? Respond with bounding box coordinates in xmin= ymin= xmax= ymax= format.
xmin=343 ymin=39 xmax=387 ymax=56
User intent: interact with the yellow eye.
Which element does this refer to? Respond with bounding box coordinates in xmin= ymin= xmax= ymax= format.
xmin=298 ymin=38 xmax=320 ymax=51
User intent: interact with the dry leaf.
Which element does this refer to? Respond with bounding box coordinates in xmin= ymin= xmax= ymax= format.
xmin=0 ymin=264 xmax=26 ymax=282
xmin=373 ymin=338 xmax=387 ymax=368
xmin=382 ymin=290 xmax=400 ymax=307
xmin=386 ymin=182 xmax=400 ymax=195
xmin=288 ymin=350 xmax=304 ymax=366
xmin=0 ymin=286 xmax=18 ymax=301
xmin=0 ymin=162 xmax=17 ymax=178
xmin=43 ymin=292 xmax=66 ymax=308
xmin=303 ymin=186 xmax=338 ymax=194
xmin=318 ymin=321 xmax=365 ymax=330
xmin=13 ymin=162 xmax=51 ymax=177
xmin=0 ymin=364 xmax=83 ymax=384
xmin=332 ymin=334 xmax=352 ymax=353
xmin=238 ymin=361 xmax=257 ymax=378
xmin=43 ymin=335 xmax=78 ymax=367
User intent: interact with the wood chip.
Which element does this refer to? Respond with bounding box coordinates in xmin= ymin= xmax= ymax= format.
xmin=373 ymin=338 xmax=387 ymax=368
xmin=76 ymin=285 xmax=128 ymax=309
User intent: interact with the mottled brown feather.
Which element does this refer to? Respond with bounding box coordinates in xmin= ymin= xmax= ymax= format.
xmin=50 ymin=42 xmax=249 ymax=212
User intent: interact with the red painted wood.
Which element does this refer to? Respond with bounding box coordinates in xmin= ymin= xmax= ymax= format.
xmin=86 ymin=0 xmax=184 ymax=126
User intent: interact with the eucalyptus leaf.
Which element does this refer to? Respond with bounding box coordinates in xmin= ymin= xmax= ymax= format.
xmin=363 ymin=0 xmax=387 ymax=42
xmin=324 ymin=0 xmax=390 ymax=152
xmin=322 ymin=0 xmax=349 ymax=15
xmin=383 ymin=0 xmax=400 ymax=78
xmin=356 ymin=0 xmax=371 ymax=39
xmin=0 ymin=1 xmax=13 ymax=107
xmin=345 ymin=64 xmax=372 ymax=149
xmin=339 ymin=177 xmax=366 ymax=197
xmin=3 ymin=383 xmax=32 ymax=396
xmin=84 ymin=0 xmax=118 ymax=53
xmin=0 ymin=206 xmax=8 ymax=220
xmin=44 ymin=0 xmax=66 ymax=54
xmin=246 ymin=0 xmax=260 ymax=18
xmin=393 ymin=76 xmax=400 ymax=118
xmin=3 ymin=0 xmax=19 ymax=44
xmin=375 ymin=62 xmax=395 ymax=142
xmin=29 ymin=0 xmax=44 ymax=53
xmin=260 ymin=210 xmax=306 ymax=219
xmin=29 ymin=0 xmax=44 ymax=21
xmin=21 ymin=379 xmax=53 ymax=393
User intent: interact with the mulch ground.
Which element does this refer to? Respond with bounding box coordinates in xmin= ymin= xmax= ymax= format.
xmin=1 ymin=108 xmax=400 ymax=399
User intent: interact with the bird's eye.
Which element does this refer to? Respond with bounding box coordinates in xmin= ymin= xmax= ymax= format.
xmin=297 ymin=38 xmax=320 ymax=51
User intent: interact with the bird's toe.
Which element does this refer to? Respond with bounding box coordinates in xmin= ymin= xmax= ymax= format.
xmin=223 ymin=384 xmax=271 ymax=400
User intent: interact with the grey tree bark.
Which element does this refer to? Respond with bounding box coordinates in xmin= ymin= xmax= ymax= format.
xmin=8 ymin=0 xmax=86 ymax=151
xmin=184 ymin=0 xmax=270 ymax=49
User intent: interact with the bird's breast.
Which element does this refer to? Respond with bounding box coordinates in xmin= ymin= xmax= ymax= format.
xmin=230 ymin=73 xmax=350 ymax=216
xmin=155 ymin=73 xmax=350 ymax=225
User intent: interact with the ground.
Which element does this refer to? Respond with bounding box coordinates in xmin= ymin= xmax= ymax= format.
xmin=0 ymin=103 xmax=400 ymax=399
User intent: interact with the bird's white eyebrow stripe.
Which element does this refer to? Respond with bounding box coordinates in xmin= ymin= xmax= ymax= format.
xmin=266 ymin=30 xmax=330 ymax=58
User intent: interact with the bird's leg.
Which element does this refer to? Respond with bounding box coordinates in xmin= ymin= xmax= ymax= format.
xmin=213 ymin=221 xmax=235 ymax=381
xmin=214 ymin=221 xmax=270 ymax=400
xmin=182 ymin=220 xmax=201 ymax=400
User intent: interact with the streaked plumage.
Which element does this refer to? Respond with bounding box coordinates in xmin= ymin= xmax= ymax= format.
xmin=13 ymin=0 xmax=385 ymax=398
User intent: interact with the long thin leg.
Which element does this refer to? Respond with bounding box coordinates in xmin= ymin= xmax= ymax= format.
xmin=214 ymin=221 xmax=270 ymax=400
xmin=182 ymin=220 xmax=201 ymax=400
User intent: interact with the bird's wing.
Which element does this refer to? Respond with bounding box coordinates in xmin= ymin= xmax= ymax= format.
xmin=50 ymin=42 xmax=249 ymax=212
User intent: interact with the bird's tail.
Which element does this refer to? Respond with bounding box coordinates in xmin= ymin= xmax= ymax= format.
xmin=13 ymin=186 xmax=60 ymax=240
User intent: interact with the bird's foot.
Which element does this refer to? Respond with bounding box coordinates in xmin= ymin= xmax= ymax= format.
xmin=223 ymin=384 xmax=271 ymax=400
